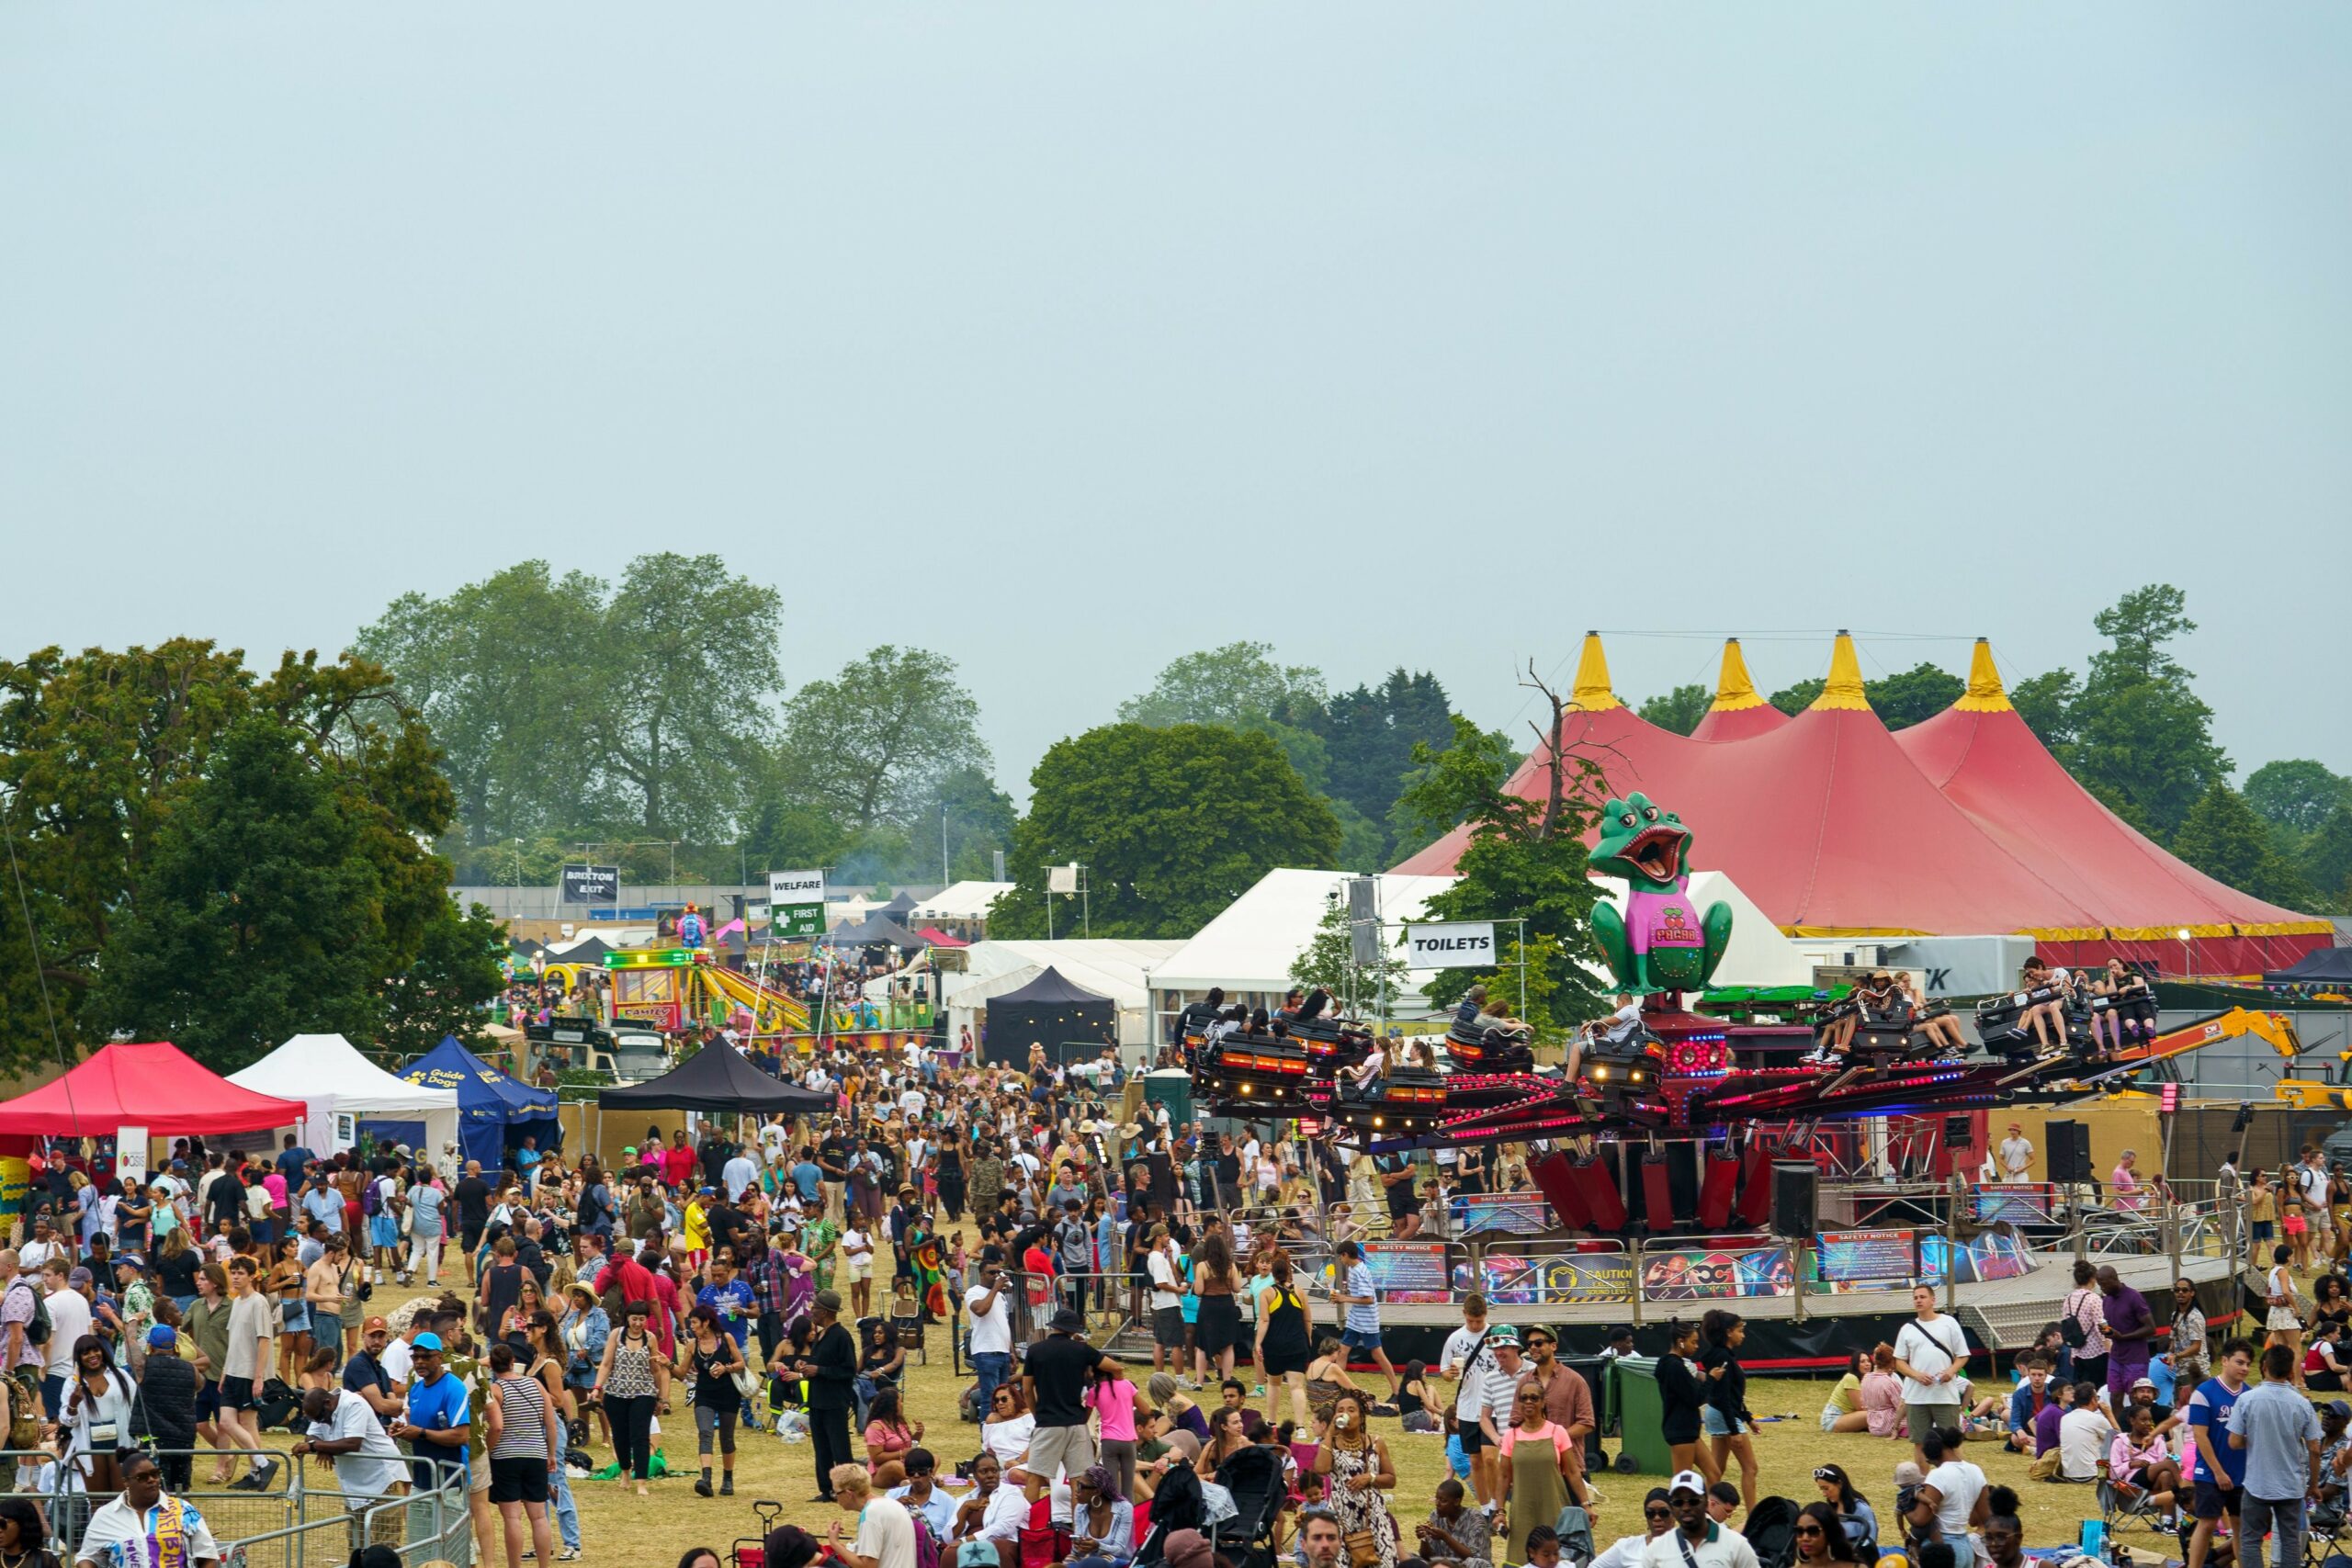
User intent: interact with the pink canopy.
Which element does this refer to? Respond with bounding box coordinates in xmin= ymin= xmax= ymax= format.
xmin=0 ymin=1041 xmax=309 ymax=1137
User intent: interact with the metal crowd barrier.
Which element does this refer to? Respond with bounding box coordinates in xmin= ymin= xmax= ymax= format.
xmin=0 ymin=1448 xmax=471 ymax=1568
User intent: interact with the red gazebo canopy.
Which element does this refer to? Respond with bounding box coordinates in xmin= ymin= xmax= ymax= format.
xmin=0 ymin=1041 xmax=308 ymax=1137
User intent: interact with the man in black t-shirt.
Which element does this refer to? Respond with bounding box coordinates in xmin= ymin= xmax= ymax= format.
xmin=451 ymin=1162 xmax=492 ymax=1285
xmin=817 ymin=1128 xmax=853 ymax=1225
xmin=1022 ymin=1308 xmax=1121 ymax=1483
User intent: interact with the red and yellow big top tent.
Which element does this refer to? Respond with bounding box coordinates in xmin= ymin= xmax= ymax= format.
xmin=1394 ymin=632 xmax=2330 ymax=976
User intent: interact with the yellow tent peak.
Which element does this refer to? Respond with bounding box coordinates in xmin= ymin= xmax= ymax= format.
xmin=1568 ymin=632 xmax=1622 ymax=712
xmin=1954 ymin=637 xmax=2012 ymax=713
xmin=1809 ymin=631 xmax=1871 ymax=712
xmin=1708 ymin=638 xmax=1766 ymax=712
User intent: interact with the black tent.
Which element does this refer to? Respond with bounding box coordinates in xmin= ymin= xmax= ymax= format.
xmin=982 ymin=965 xmax=1117 ymax=1067
xmin=820 ymin=916 xmax=929 ymax=949
xmin=2267 ymin=946 xmax=2352 ymax=986
xmin=555 ymin=935 xmax=615 ymax=964
xmin=881 ymin=892 xmax=920 ymax=917
xmin=597 ymin=1044 xmax=834 ymax=1114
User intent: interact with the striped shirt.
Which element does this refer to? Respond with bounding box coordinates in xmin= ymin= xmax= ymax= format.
xmin=491 ymin=1373 xmax=552 ymax=1461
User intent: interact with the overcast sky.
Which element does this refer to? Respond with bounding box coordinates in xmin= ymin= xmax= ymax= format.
xmin=6 ymin=6 xmax=2346 ymax=795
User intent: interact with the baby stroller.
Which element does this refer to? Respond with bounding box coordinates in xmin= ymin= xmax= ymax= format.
xmin=1207 ymin=1444 xmax=1288 ymax=1568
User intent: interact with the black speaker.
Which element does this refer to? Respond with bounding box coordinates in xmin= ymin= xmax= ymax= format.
xmin=1770 ymin=1161 xmax=1818 ymax=1239
xmin=1943 ymin=1115 xmax=1972 ymax=1145
xmin=2047 ymin=1120 xmax=2092 ymax=1183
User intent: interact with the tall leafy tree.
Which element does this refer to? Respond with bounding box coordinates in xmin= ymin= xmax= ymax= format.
xmin=1386 ymin=719 xmax=1517 ymax=861
xmin=591 ymin=553 xmax=784 ymax=839
xmin=1314 ymin=671 xmax=1456 ymax=829
xmin=775 ymin=646 xmax=989 ymax=832
xmin=2243 ymin=760 xmax=2352 ymax=835
xmin=2171 ymin=781 xmax=2316 ymax=910
xmin=1289 ymin=901 xmax=1408 ymax=1011
xmin=2009 ymin=669 xmax=2082 ymax=751
xmin=2066 ymin=585 xmax=2231 ymax=839
xmin=1768 ymin=677 xmax=1825 ymax=715
xmin=91 ymin=716 xmax=392 ymax=1067
xmin=989 ymin=724 xmax=1340 ymax=938
xmin=1396 ymin=674 xmax=1609 ymax=1032
xmin=921 ymin=765 xmax=1018 ymax=882
xmin=1118 ymin=643 xmax=1327 ymax=730
xmin=355 ymin=563 xmax=604 ymax=845
xmin=1637 ymin=684 xmax=1710 ymax=738
xmin=2307 ymin=807 xmax=2352 ymax=913
xmin=1870 ymin=662 xmax=1966 ymax=729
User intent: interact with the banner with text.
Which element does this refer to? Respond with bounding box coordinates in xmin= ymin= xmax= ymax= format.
xmin=1480 ymin=1249 xmax=1634 ymax=1305
xmin=1360 ymin=1241 xmax=1453 ymax=1303
xmin=766 ymin=870 xmax=827 ymax=939
xmin=1454 ymin=1193 xmax=1552 ymax=1236
xmin=560 ymin=864 xmax=619 ymax=906
xmin=1814 ymin=1228 xmax=1919 ymax=1291
xmin=1404 ymin=921 xmax=1498 ymax=968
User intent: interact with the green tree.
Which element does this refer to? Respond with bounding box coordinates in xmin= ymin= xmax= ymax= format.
xmin=775 ymin=647 xmax=989 ymax=832
xmin=989 ymin=724 xmax=1341 ymax=938
xmin=1313 ymin=671 xmax=1457 ymax=838
xmin=92 ymin=716 xmax=392 ymax=1067
xmin=2009 ymin=669 xmax=2081 ymax=751
xmin=1386 ymin=718 xmax=1518 ymax=862
xmin=355 ymin=562 xmax=605 ymax=846
xmin=1871 ymin=662 xmax=1966 ymax=729
xmin=2171 ymin=782 xmax=2317 ymax=911
xmin=1769 ymin=677 xmax=1825 ymax=715
xmin=1637 ymin=684 xmax=1711 ymax=738
xmin=1288 ymin=901 xmax=1408 ymax=1013
xmin=741 ymin=796 xmax=854 ymax=880
xmin=0 ymin=642 xmax=470 ymax=1071
xmin=1118 ymin=643 xmax=1326 ymax=730
xmin=2308 ymin=807 xmax=2352 ymax=912
xmin=921 ymin=765 xmax=1018 ymax=882
xmin=590 ymin=553 xmax=784 ymax=839
xmin=1397 ymin=674 xmax=1608 ymax=1032
xmin=382 ymin=899 xmax=508 ymax=1056
xmin=2068 ymin=585 xmax=2231 ymax=839
xmin=2244 ymin=760 xmax=2352 ymax=835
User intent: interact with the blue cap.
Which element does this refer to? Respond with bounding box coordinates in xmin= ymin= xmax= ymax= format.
xmin=146 ymin=1325 xmax=175 ymax=1349
xmin=413 ymin=1332 xmax=444 ymax=1352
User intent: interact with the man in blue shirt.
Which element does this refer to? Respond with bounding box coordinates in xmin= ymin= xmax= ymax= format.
xmin=2186 ymin=1337 xmax=2256 ymax=1568
xmin=791 ymin=1152 xmax=823 ymax=1206
xmin=388 ymin=1330 xmax=469 ymax=1487
xmin=695 ymin=1250 xmax=757 ymax=1350
xmin=2229 ymin=1343 xmax=2323 ymax=1568
xmin=300 ymin=1174 xmax=345 ymax=1235
xmin=276 ymin=1135 xmax=313 ymax=1186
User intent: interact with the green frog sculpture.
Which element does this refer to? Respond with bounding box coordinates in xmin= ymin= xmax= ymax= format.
xmin=1589 ymin=792 xmax=1735 ymax=995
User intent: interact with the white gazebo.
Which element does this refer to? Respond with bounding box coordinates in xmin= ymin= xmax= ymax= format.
xmin=228 ymin=1033 xmax=463 ymax=1156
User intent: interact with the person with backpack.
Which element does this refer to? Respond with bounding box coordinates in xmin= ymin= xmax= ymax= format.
xmin=1641 ymin=1470 xmax=1760 ymax=1568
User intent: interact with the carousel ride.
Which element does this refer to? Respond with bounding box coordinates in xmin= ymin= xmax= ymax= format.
xmin=1184 ymin=793 xmax=2299 ymax=1235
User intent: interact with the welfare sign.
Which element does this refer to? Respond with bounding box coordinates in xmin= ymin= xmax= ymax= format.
xmin=1402 ymin=921 xmax=1497 ymax=967
xmin=767 ymin=869 xmax=827 ymax=939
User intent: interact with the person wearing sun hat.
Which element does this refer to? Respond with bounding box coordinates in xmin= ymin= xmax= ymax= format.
xmin=1642 ymin=1470 xmax=1760 ymax=1568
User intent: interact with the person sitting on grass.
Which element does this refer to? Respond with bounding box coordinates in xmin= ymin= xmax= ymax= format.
xmin=2005 ymin=1355 xmax=2055 ymax=1453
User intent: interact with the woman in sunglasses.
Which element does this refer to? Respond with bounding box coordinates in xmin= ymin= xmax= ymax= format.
xmin=1792 ymin=1502 xmax=1858 ymax=1566
xmin=1584 ymin=1487 xmax=1675 ymax=1568
xmin=1811 ymin=1465 xmax=1878 ymax=1560
xmin=979 ymin=1382 xmax=1036 ymax=1483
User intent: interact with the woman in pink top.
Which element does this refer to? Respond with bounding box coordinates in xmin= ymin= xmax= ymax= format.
xmin=261 ymin=1168 xmax=289 ymax=1226
xmin=1860 ymin=1343 xmax=1905 ymax=1438
xmin=1088 ymin=1362 xmax=1139 ymax=1500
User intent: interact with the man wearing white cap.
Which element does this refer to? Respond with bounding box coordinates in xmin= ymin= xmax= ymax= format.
xmin=1998 ymin=1124 xmax=2034 ymax=1184
xmin=1641 ymin=1471 xmax=1759 ymax=1568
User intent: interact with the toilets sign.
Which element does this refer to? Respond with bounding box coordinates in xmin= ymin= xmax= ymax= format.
xmin=1403 ymin=921 xmax=1498 ymax=967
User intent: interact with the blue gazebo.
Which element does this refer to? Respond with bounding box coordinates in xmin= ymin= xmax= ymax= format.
xmin=401 ymin=1035 xmax=562 ymax=1169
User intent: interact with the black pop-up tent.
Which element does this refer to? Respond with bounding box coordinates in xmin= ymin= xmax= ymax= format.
xmin=981 ymin=965 xmax=1116 ymax=1067
xmin=597 ymin=1044 xmax=834 ymax=1115
xmin=820 ymin=916 xmax=929 ymax=950
xmin=2267 ymin=947 xmax=2352 ymax=986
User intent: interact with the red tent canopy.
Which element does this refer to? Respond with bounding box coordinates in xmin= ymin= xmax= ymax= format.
xmin=1689 ymin=638 xmax=1791 ymax=743
xmin=1897 ymin=640 xmax=2331 ymax=973
xmin=0 ymin=1041 xmax=308 ymax=1137
xmin=1393 ymin=633 xmax=2333 ymax=972
xmin=916 ymin=927 xmax=970 ymax=949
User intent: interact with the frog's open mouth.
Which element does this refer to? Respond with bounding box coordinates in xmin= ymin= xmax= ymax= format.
xmin=1623 ymin=827 xmax=1685 ymax=882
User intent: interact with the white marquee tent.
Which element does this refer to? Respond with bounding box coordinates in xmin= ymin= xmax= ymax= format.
xmin=1147 ymin=866 xmax=1818 ymax=1037
xmin=228 ymin=1033 xmax=463 ymax=1156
